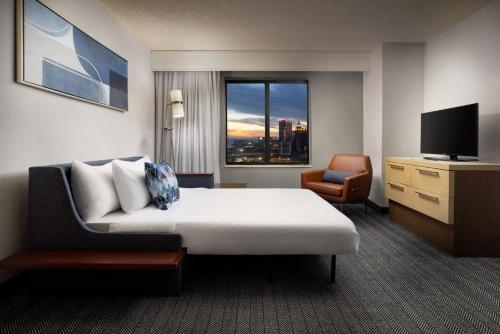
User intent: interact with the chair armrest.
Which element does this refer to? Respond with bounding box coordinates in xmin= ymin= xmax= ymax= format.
xmin=301 ymin=169 xmax=325 ymax=187
xmin=343 ymin=172 xmax=372 ymax=201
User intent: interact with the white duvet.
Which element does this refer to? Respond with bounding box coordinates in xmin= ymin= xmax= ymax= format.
xmin=88 ymin=188 xmax=360 ymax=255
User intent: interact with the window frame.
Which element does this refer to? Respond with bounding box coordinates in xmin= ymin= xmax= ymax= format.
xmin=225 ymin=79 xmax=310 ymax=166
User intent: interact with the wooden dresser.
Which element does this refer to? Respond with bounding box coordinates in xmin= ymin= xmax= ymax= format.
xmin=385 ymin=157 xmax=500 ymax=256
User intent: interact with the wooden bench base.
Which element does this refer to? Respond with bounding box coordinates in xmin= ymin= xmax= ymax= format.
xmin=0 ymin=249 xmax=186 ymax=295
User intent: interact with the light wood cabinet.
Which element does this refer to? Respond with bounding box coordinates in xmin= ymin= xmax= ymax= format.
xmin=385 ymin=181 xmax=412 ymax=208
xmin=386 ymin=162 xmax=411 ymax=185
xmin=411 ymin=166 xmax=453 ymax=196
xmin=411 ymin=188 xmax=453 ymax=224
xmin=385 ymin=157 xmax=500 ymax=256
xmin=385 ymin=158 xmax=454 ymax=224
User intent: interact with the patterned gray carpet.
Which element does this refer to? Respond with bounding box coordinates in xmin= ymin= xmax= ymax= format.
xmin=1 ymin=206 xmax=499 ymax=333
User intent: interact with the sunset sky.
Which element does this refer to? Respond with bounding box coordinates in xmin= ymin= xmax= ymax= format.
xmin=227 ymin=82 xmax=308 ymax=141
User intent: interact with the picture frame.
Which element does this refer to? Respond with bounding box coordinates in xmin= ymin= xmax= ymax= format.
xmin=16 ymin=0 xmax=128 ymax=112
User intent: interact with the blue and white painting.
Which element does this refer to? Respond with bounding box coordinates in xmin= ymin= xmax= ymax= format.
xmin=22 ymin=0 xmax=128 ymax=111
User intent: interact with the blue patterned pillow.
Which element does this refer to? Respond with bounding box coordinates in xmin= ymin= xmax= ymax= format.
xmin=144 ymin=162 xmax=180 ymax=210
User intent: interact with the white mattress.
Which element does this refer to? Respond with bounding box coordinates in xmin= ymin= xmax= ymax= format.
xmin=87 ymin=188 xmax=360 ymax=255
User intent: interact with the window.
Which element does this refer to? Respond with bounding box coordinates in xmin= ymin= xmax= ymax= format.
xmin=226 ymin=80 xmax=309 ymax=165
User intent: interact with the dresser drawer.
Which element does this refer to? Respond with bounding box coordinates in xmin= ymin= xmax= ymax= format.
xmin=385 ymin=181 xmax=412 ymax=207
xmin=411 ymin=166 xmax=453 ymax=196
xmin=411 ymin=188 xmax=453 ymax=224
xmin=386 ymin=162 xmax=411 ymax=185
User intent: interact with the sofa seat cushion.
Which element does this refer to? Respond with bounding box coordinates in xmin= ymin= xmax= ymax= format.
xmin=304 ymin=182 xmax=343 ymax=196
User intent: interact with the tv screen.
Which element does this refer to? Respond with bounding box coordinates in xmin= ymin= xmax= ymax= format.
xmin=421 ymin=103 xmax=478 ymax=159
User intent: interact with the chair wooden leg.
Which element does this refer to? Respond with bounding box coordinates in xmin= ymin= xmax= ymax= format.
xmin=330 ymin=255 xmax=336 ymax=284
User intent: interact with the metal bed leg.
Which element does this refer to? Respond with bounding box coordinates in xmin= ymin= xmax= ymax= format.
xmin=267 ymin=256 xmax=274 ymax=283
xmin=330 ymin=255 xmax=336 ymax=284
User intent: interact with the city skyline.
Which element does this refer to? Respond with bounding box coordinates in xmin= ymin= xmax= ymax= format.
xmin=226 ymin=82 xmax=309 ymax=164
xmin=227 ymin=82 xmax=308 ymax=142
xmin=227 ymin=118 xmax=308 ymax=143
xmin=227 ymin=121 xmax=309 ymax=163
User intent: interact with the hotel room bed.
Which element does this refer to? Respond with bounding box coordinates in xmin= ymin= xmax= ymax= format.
xmin=28 ymin=157 xmax=359 ymax=284
xmin=87 ymin=188 xmax=360 ymax=255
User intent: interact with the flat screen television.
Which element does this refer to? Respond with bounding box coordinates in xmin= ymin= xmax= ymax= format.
xmin=420 ymin=103 xmax=478 ymax=161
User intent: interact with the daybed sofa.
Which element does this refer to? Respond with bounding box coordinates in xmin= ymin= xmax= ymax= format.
xmin=23 ymin=157 xmax=359 ymax=288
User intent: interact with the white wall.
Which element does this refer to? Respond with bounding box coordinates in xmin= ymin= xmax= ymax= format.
xmin=220 ymin=72 xmax=364 ymax=188
xmin=0 ymin=0 xmax=154 ymax=283
xmin=382 ymin=43 xmax=424 ymax=158
xmin=363 ymin=43 xmax=424 ymax=207
xmin=424 ymin=0 xmax=500 ymax=162
xmin=152 ymin=51 xmax=370 ymax=72
xmin=363 ymin=46 xmax=384 ymax=206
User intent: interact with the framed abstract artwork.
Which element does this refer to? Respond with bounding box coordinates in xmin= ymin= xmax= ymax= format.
xmin=16 ymin=0 xmax=128 ymax=111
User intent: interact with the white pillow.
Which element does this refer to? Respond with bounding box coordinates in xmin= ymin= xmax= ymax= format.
xmin=112 ymin=157 xmax=152 ymax=214
xmin=71 ymin=160 xmax=120 ymax=221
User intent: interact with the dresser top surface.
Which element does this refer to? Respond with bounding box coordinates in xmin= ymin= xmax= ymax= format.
xmin=386 ymin=157 xmax=500 ymax=171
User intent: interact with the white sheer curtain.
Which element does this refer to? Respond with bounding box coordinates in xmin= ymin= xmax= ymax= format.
xmin=155 ymin=71 xmax=220 ymax=182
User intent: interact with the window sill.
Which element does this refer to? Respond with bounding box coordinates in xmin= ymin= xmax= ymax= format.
xmin=224 ymin=165 xmax=312 ymax=168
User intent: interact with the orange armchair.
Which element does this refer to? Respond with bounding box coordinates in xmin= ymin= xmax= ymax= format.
xmin=301 ymin=154 xmax=372 ymax=212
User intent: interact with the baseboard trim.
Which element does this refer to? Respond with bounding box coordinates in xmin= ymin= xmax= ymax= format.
xmin=366 ymin=199 xmax=389 ymax=214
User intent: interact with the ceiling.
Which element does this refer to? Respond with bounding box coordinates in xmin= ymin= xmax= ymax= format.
xmin=101 ymin=0 xmax=492 ymax=51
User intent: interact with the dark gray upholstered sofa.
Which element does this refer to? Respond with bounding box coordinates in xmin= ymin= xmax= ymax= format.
xmin=28 ymin=157 xmax=214 ymax=251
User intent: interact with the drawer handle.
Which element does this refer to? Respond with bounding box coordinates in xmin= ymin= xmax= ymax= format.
xmin=389 ymin=164 xmax=404 ymax=170
xmin=416 ymin=168 xmax=439 ymax=177
xmin=388 ymin=183 xmax=404 ymax=191
xmin=415 ymin=191 xmax=439 ymax=202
